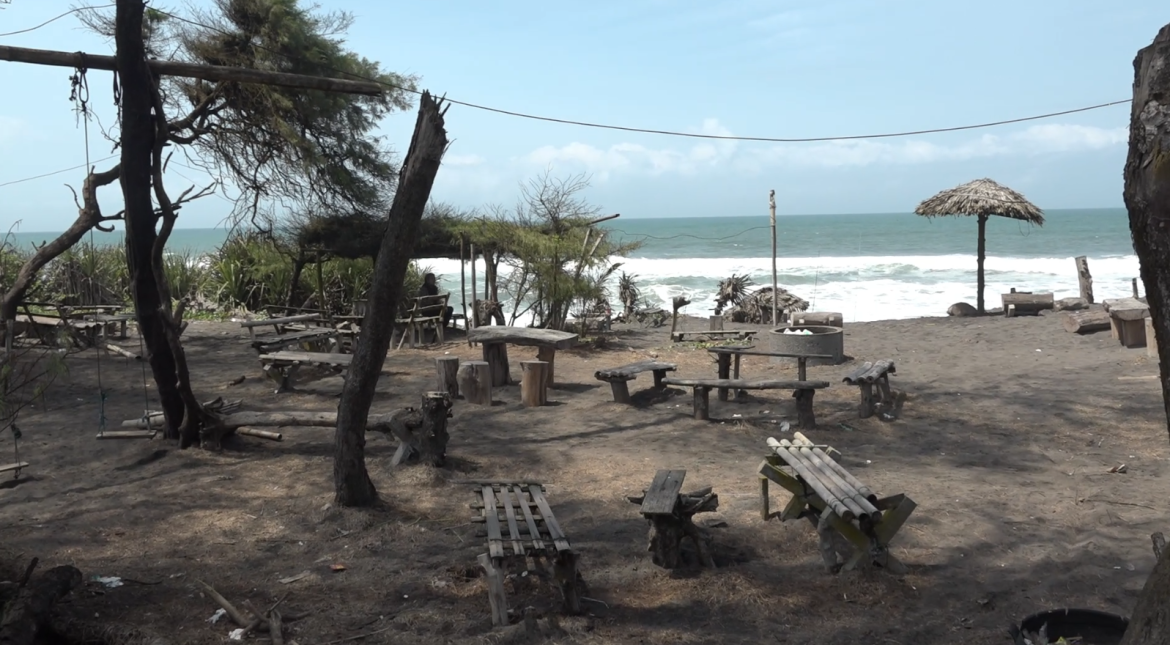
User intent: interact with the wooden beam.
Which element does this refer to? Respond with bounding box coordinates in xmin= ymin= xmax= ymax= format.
xmin=0 ymin=45 xmax=385 ymax=95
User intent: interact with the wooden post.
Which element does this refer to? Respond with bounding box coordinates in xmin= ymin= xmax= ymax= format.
xmin=536 ymin=345 xmax=556 ymax=388
xmin=459 ymin=234 xmax=468 ymax=329
xmin=457 ymin=360 xmax=492 ymax=406
xmin=1148 ymin=316 xmax=1159 ymax=359
xmin=608 ymin=378 xmax=632 ymax=404
xmin=1075 ymin=256 xmax=1094 ymax=304
xmin=435 ymin=356 xmax=460 ymax=397
xmin=520 ymin=360 xmax=548 ymax=407
xmin=709 ymin=315 xmax=723 ymax=331
xmin=693 ymin=386 xmax=710 ymax=420
xmin=482 ymin=342 xmax=510 ymax=386
xmin=469 ymin=243 xmax=478 ymax=329
xmin=976 ymin=213 xmax=988 ymax=313
xmin=770 ymin=189 xmax=779 ymax=327
xmin=794 ymin=389 xmax=817 ymax=429
xmin=1134 ymin=278 xmax=1141 ymax=299
xmin=715 ymin=352 xmax=731 ymax=401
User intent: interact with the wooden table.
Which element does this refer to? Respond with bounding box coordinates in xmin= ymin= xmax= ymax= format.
xmin=467 ymin=326 xmax=578 ymax=388
xmin=706 ymin=345 xmax=832 ymax=400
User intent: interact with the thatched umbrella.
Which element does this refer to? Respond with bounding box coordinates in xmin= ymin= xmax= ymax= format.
xmin=914 ymin=178 xmax=1044 ymax=313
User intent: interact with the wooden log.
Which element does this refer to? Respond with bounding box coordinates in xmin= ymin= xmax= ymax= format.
xmin=785 ymin=439 xmax=879 ymax=519
xmin=99 ymin=341 xmax=140 ymax=360
xmin=1053 ymin=297 xmax=1088 ymax=311
xmin=237 ymin=428 xmax=282 ymax=441
xmin=791 ymin=311 xmax=844 ymax=328
xmin=793 ymin=388 xmax=817 ymax=429
xmin=709 ymin=315 xmax=724 ymax=331
xmin=435 ymin=356 xmax=460 ymax=397
xmin=457 ymin=360 xmax=492 ymax=406
xmin=1001 ymin=291 xmax=1054 ymax=316
xmin=520 ymin=361 xmax=548 ymax=407
xmin=1062 ymin=309 xmax=1111 ymax=334
xmin=1075 ymin=256 xmax=1094 ymax=303
xmin=0 ymin=565 xmax=83 ymax=645
xmin=482 ymin=342 xmax=510 ymax=387
xmin=537 ymin=345 xmax=556 ymax=388
xmin=693 ymin=386 xmax=710 ymax=421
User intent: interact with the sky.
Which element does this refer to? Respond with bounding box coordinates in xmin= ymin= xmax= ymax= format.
xmin=0 ymin=1 xmax=1164 ymax=232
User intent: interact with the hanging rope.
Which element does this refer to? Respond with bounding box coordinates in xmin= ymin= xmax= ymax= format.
xmin=70 ymin=56 xmax=109 ymax=436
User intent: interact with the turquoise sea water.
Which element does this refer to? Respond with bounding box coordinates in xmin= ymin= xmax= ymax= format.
xmin=7 ymin=208 xmax=1137 ymax=322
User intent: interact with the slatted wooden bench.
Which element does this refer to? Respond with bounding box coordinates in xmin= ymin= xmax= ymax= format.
xmin=468 ymin=481 xmax=581 ymax=626
xmin=758 ymin=433 xmax=916 ymax=574
xmin=257 ymin=350 xmax=352 ymax=393
xmin=250 ymin=328 xmax=340 ymax=355
xmin=661 ymin=377 xmax=830 ymax=428
xmin=626 ymin=469 xmax=718 ymax=568
xmin=594 ymin=360 xmax=678 ymax=403
xmin=842 ymin=360 xmax=897 ymax=419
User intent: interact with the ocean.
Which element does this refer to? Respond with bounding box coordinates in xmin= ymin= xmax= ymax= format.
xmin=8 ymin=208 xmax=1138 ymax=323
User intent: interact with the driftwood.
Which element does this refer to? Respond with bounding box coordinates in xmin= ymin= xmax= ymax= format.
xmin=377 ymin=392 xmax=453 ymax=467
xmin=0 ymin=564 xmax=83 ymax=645
xmin=99 ymin=341 xmax=140 ymax=360
xmin=669 ymin=296 xmax=690 ymax=336
xmin=1075 ymin=256 xmax=1094 ymax=303
xmin=1001 ymin=291 xmax=1054 ymax=317
xmin=1054 ymin=297 xmax=1089 ymax=312
xmin=1062 ymin=309 xmax=1111 ymax=334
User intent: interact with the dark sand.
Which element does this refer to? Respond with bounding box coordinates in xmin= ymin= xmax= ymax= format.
xmin=1 ymin=311 xmax=1165 ymax=644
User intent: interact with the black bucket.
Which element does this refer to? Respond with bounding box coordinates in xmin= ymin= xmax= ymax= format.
xmin=1011 ymin=608 xmax=1128 ymax=645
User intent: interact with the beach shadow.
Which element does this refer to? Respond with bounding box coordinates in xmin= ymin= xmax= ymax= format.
xmin=549 ymin=382 xmax=600 ymax=394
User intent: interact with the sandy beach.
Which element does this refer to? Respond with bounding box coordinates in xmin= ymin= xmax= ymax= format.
xmin=1 ymin=310 xmax=1165 ymax=644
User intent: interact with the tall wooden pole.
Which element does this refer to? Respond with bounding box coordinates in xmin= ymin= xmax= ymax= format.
xmin=459 ymin=233 xmax=468 ymax=328
xmin=770 ymin=189 xmax=779 ymax=326
xmin=469 ymin=243 xmax=478 ymax=328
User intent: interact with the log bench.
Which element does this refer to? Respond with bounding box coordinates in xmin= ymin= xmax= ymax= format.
xmin=758 ymin=433 xmax=916 ymax=574
xmin=594 ymin=360 xmax=678 ymax=403
xmin=256 ymin=350 xmax=352 ymax=393
xmin=468 ymin=481 xmax=581 ymax=626
xmin=662 ymin=377 xmax=829 ymax=428
xmin=249 ymin=328 xmax=340 ymax=355
xmin=626 ymin=469 xmax=718 ymax=568
xmin=706 ymin=346 xmax=832 ymax=401
xmin=467 ymin=326 xmax=578 ymax=388
xmin=842 ymin=360 xmax=897 ymax=419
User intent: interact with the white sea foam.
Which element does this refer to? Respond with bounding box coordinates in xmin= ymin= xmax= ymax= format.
xmin=419 ymin=254 xmax=1141 ymax=323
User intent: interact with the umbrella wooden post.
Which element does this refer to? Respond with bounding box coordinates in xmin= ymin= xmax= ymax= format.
xmin=976 ymin=214 xmax=987 ymax=313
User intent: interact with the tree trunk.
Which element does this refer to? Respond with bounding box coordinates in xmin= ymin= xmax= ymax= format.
xmin=976 ymin=214 xmax=987 ymax=314
xmin=0 ymin=166 xmax=121 ymax=322
xmin=333 ymin=92 xmax=448 ymax=507
xmin=0 ymin=565 xmax=83 ymax=645
xmin=1119 ymin=23 xmax=1170 ymax=645
xmin=116 ymin=0 xmax=185 ymax=439
xmin=286 ymin=250 xmax=307 ymax=309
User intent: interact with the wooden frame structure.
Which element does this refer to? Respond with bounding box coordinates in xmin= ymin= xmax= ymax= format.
xmin=842 ymin=360 xmax=897 ymax=419
xmin=469 ymin=481 xmax=581 ymax=626
xmin=758 ymin=434 xmax=915 ymax=574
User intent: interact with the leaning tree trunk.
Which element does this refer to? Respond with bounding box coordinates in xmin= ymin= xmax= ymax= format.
xmin=1119 ymin=22 xmax=1170 ymax=645
xmin=976 ymin=213 xmax=987 ymax=314
xmin=333 ymin=92 xmax=449 ymax=507
xmin=116 ymin=0 xmax=185 ymax=437
xmin=0 ymin=166 xmax=121 ymax=323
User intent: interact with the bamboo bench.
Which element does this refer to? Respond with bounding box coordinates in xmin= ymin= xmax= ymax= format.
xmin=468 ymin=481 xmax=581 ymax=626
xmin=626 ymin=469 xmax=718 ymax=568
xmin=842 ymin=360 xmax=896 ymax=419
xmin=758 ymin=434 xmax=916 ymax=574
xmin=661 ymin=377 xmax=830 ymax=428
xmin=256 ymin=350 xmax=351 ymax=393
xmin=594 ymin=360 xmax=677 ymax=403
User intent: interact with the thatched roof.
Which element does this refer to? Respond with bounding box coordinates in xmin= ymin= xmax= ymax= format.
xmin=914 ymin=178 xmax=1044 ymax=225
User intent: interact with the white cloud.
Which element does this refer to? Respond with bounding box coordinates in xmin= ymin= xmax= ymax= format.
xmin=444 ymin=153 xmax=485 ymax=167
xmin=516 ymin=121 xmax=1127 ymax=178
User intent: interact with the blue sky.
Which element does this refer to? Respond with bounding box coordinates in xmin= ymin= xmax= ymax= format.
xmin=0 ymin=1 xmax=1163 ymax=231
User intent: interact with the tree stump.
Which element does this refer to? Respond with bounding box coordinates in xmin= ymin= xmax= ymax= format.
xmin=536 ymin=345 xmax=556 ymax=388
xmin=482 ymin=342 xmax=510 ymax=386
xmin=520 ymin=360 xmax=548 ymax=407
xmin=693 ymin=386 xmax=711 ymax=421
xmin=380 ymin=392 xmax=453 ymax=467
xmin=627 ymin=489 xmax=719 ymax=569
xmin=0 ymin=564 xmax=83 ymax=645
xmin=793 ymin=388 xmax=817 ymax=429
xmin=435 ymin=356 xmax=460 ymax=397
xmin=457 ymin=360 xmax=492 ymax=406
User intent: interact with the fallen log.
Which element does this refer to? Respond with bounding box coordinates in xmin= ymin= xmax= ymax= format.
xmin=1053 ymin=297 xmax=1088 ymax=312
xmin=1002 ymin=291 xmax=1054 ymax=317
xmin=1063 ymin=309 xmax=1112 ymax=334
xmin=0 ymin=565 xmax=83 ymax=645
xmin=99 ymin=341 xmax=140 ymax=360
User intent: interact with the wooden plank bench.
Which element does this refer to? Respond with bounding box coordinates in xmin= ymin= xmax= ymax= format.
xmin=594 ymin=360 xmax=677 ymax=403
xmin=240 ymin=313 xmax=326 ymax=340
xmin=467 ymin=481 xmax=581 ymax=626
xmin=842 ymin=360 xmax=897 ymax=419
xmin=662 ymin=377 xmax=830 ymax=428
xmin=249 ymin=328 xmax=340 ymax=355
xmin=257 ymin=350 xmax=351 ymax=393
xmin=626 ymin=469 xmax=718 ymax=568
xmin=707 ymin=346 xmax=832 ymax=401
xmin=758 ymin=433 xmax=916 ymax=574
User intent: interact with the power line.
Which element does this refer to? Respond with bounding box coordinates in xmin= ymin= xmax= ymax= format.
xmin=149 ymin=7 xmax=1133 ymax=143
xmin=0 ymin=154 xmax=118 ymax=188
xmin=0 ymin=4 xmax=115 ymax=38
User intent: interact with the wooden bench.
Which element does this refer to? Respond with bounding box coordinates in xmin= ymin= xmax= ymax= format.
xmin=842 ymin=360 xmax=896 ymax=419
xmin=594 ymin=360 xmax=677 ymax=403
xmin=626 ymin=469 xmax=718 ymax=568
xmin=89 ymin=313 xmax=133 ymax=339
xmin=396 ymin=293 xmax=451 ymax=349
xmin=249 ymin=328 xmax=340 ymax=355
xmin=468 ymin=481 xmax=581 ymax=626
xmin=1103 ymin=297 xmax=1150 ymax=348
xmin=758 ymin=433 xmax=916 ymax=574
xmin=662 ymin=377 xmax=830 ymax=428
xmin=240 ymin=313 xmax=327 ymax=340
xmin=467 ymin=326 xmax=578 ymax=388
xmin=707 ymin=346 xmax=832 ymax=401
xmin=256 ymin=350 xmax=351 ymax=393
xmin=671 ymin=329 xmax=757 ymax=343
